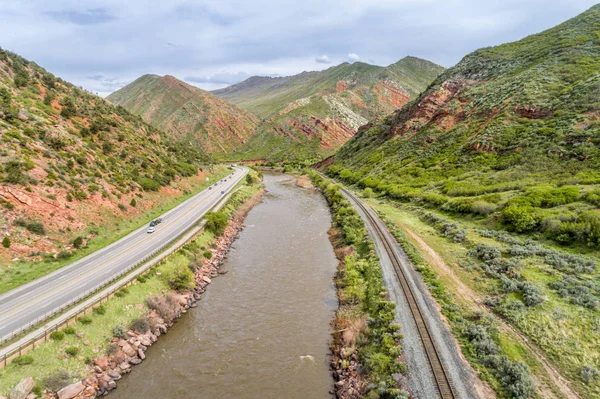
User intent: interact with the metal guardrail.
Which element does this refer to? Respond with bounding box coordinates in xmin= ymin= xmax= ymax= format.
xmin=0 ymin=169 xmax=247 ymax=367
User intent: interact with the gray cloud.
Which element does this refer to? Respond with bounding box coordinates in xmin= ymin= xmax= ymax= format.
xmin=0 ymin=0 xmax=597 ymax=94
xmin=44 ymin=8 xmax=116 ymax=25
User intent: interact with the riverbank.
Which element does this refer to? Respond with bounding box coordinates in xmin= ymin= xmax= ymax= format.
xmin=0 ymin=175 xmax=264 ymax=398
xmin=307 ymin=172 xmax=409 ymax=399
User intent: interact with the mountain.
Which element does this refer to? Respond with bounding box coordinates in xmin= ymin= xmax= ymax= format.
xmin=0 ymin=48 xmax=208 ymax=262
xmin=329 ymin=4 xmax=600 ymax=247
xmin=107 ymin=75 xmax=259 ymax=156
xmin=213 ymin=57 xmax=445 ymax=161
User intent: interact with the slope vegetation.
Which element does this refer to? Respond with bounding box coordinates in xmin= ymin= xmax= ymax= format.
xmin=327 ymin=5 xmax=600 ymax=397
xmin=0 ymin=48 xmax=211 ymax=266
xmin=107 ymin=75 xmax=259 ymax=156
xmin=214 ymin=57 xmax=444 ymax=161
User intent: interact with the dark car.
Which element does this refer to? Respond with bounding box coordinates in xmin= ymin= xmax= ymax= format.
xmin=149 ymin=220 xmax=157 ymax=227
xmin=221 ymin=190 xmax=225 ymax=195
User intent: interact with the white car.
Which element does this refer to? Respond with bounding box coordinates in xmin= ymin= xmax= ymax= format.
xmin=147 ymin=226 xmax=156 ymax=234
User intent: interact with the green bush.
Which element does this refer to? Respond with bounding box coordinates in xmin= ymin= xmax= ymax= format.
xmin=49 ymin=331 xmax=64 ymax=341
xmin=205 ymin=211 xmax=228 ymax=235
xmin=203 ymin=250 xmax=212 ymax=259
xmin=130 ymin=198 xmax=137 ymax=207
xmin=77 ymin=315 xmax=92 ymax=325
xmin=13 ymin=355 xmax=34 ymax=366
xmin=138 ymin=177 xmax=161 ymax=191
xmin=25 ymin=221 xmax=46 ymax=235
xmin=63 ymin=326 xmax=76 ymax=335
xmin=165 ymin=262 xmax=195 ymax=292
xmin=72 ymin=236 xmax=83 ymax=249
xmin=2 ymin=236 xmax=10 ymax=248
xmin=65 ymin=346 xmax=79 ymax=357
xmin=93 ymin=305 xmax=106 ymax=315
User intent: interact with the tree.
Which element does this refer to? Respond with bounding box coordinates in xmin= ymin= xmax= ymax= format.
xmin=205 ymin=211 xmax=228 ymax=235
xmin=2 ymin=236 xmax=10 ymax=248
xmin=72 ymin=236 xmax=83 ymax=249
xmin=130 ymin=198 xmax=137 ymax=207
xmin=246 ymin=173 xmax=257 ymax=185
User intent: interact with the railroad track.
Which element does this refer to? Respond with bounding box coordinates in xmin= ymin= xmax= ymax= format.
xmin=342 ymin=187 xmax=458 ymax=399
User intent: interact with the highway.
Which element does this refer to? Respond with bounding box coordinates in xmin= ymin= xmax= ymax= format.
xmin=0 ymin=166 xmax=248 ymax=342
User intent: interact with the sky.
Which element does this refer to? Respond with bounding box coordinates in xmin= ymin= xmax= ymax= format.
xmin=0 ymin=0 xmax=597 ymax=97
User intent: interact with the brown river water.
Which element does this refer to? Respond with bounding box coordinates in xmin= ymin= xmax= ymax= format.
xmin=112 ymin=173 xmax=337 ymax=399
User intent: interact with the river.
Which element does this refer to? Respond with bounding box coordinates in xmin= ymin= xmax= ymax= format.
xmin=112 ymin=173 xmax=337 ymax=398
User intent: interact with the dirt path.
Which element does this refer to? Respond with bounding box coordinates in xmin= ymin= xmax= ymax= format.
xmin=401 ymin=224 xmax=580 ymax=399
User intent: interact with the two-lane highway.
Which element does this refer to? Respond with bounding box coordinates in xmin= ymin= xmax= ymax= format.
xmin=0 ymin=166 xmax=248 ymax=341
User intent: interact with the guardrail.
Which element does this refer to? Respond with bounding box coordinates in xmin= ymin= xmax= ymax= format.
xmin=0 ymin=169 xmax=247 ymax=367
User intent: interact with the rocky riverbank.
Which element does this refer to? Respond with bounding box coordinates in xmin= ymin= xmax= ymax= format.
xmin=2 ymin=188 xmax=265 ymax=399
xmin=328 ymin=227 xmax=367 ymax=399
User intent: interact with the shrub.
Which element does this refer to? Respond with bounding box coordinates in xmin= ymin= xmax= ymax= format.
xmin=44 ymin=370 xmax=71 ymax=392
xmin=113 ymin=325 xmax=126 ymax=339
xmin=246 ymin=173 xmax=257 ymax=184
xmin=520 ymin=282 xmax=544 ymax=307
xmin=203 ymin=250 xmax=212 ymax=259
xmin=65 ymin=346 xmax=79 ymax=357
xmin=205 ymin=211 xmax=228 ymax=235
xmin=138 ymin=177 xmax=161 ymax=191
xmin=2 ymin=236 xmax=10 ymax=248
xmin=130 ymin=318 xmax=150 ymax=333
xmin=25 ymin=221 xmax=46 ymax=235
xmin=471 ymin=200 xmax=497 ymax=215
xmin=118 ymin=203 xmax=127 ymax=211
xmin=581 ymin=365 xmax=599 ymax=384
xmin=164 ymin=262 xmax=195 ymax=292
xmin=130 ymin=198 xmax=137 ymax=207
xmin=49 ymin=331 xmax=65 ymax=341
xmin=77 ymin=315 xmax=92 ymax=325
xmin=363 ymin=187 xmax=374 ymax=198
xmin=63 ymin=326 xmax=76 ymax=335
xmin=72 ymin=236 xmax=83 ymax=249
xmin=93 ymin=305 xmax=106 ymax=315
xmin=13 ymin=355 xmax=34 ymax=366
xmin=147 ymin=293 xmax=179 ymax=324
xmin=114 ymin=287 xmax=129 ymax=297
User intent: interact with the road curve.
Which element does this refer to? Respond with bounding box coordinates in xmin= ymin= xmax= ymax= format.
xmin=0 ymin=166 xmax=248 ymax=342
xmin=342 ymin=189 xmax=483 ymax=399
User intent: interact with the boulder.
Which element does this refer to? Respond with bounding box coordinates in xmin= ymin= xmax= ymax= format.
xmin=10 ymin=377 xmax=34 ymax=399
xmin=107 ymin=370 xmax=121 ymax=380
xmin=95 ymin=356 xmax=109 ymax=371
xmin=57 ymin=381 xmax=85 ymax=399
xmin=121 ymin=343 xmax=137 ymax=357
xmin=25 ymin=394 xmax=37 ymax=399
xmin=129 ymin=357 xmax=142 ymax=365
xmin=138 ymin=349 xmax=145 ymax=360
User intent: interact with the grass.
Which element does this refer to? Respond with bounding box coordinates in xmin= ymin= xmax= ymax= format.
xmin=0 ymin=166 xmax=231 ymax=294
xmin=366 ymin=196 xmax=600 ymax=398
xmin=0 ymin=178 xmax=263 ymax=396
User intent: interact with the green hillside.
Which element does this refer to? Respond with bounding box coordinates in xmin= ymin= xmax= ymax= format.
xmin=107 ymin=75 xmax=259 ymax=156
xmin=0 ymin=48 xmax=210 ymax=264
xmin=214 ymin=57 xmax=445 ymax=161
xmin=326 ymin=5 xmax=600 ymax=397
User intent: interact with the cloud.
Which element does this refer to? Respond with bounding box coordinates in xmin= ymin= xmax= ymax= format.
xmin=347 ymin=53 xmax=360 ymax=62
xmin=185 ymin=71 xmax=251 ymax=85
xmin=0 ymin=0 xmax=597 ymax=94
xmin=315 ymin=55 xmax=331 ymax=64
xmin=44 ymin=8 xmax=116 ymax=25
